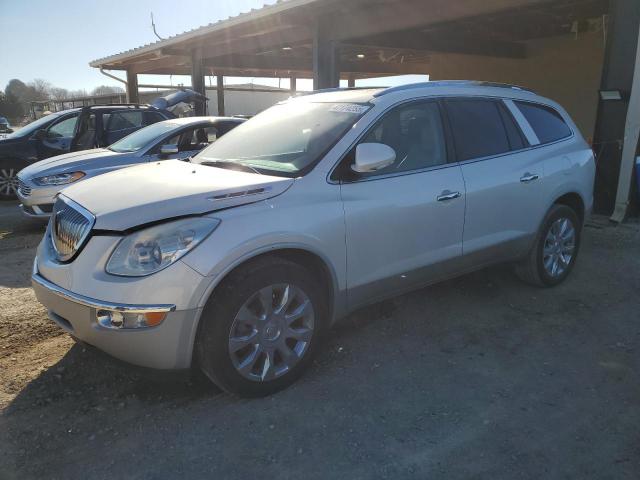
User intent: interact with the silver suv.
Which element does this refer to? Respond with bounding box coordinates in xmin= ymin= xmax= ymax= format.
xmin=32 ymin=81 xmax=595 ymax=397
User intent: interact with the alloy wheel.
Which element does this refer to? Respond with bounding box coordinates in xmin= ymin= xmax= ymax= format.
xmin=542 ymin=217 xmax=576 ymax=277
xmin=0 ymin=168 xmax=18 ymax=197
xmin=228 ymin=283 xmax=315 ymax=382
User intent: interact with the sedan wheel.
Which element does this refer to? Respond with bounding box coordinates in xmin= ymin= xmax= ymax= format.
xmin=0 ymin=167 xmax=19 ymax=199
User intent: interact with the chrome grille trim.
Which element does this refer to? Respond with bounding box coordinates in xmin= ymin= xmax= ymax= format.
xmin=18 ymin=179 xmax=31 ymax=197
xmin=50 ymin=195 xmax=95 ymax=262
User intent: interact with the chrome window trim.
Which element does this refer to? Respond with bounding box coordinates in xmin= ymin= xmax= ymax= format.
xmin=503 ymin=99 xmax=540 ymax=145
xmin=32 ymin=271 xmax=176 ymax=313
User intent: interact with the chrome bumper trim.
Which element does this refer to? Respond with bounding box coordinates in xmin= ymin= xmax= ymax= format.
xmin=32 ymin=272 xmax=177 ymax=313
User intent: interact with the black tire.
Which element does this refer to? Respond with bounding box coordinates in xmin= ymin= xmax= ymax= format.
xmin=515 ymin=204 xmax=581 ymax=287
xmin=195 ymin=256 xmax=328 ymax=397
xmin=0 ymin=159 xmax=21 ymax=200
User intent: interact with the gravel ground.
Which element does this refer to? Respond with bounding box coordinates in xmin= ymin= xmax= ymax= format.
xmin=0 ymin=200 xmax=639 ymax=479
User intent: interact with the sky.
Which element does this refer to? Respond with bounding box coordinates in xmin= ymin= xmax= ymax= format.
xmin=0 ymin=0 xmax=427 ymax=94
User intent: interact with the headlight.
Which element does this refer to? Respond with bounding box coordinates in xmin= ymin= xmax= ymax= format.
xmin=33 ymin=171 xmax=85 ymax=186
xmin=106 ymin=217 xmax=220 ymax=277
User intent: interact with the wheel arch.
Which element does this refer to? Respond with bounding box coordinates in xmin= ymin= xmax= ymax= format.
xmin=194 ymin=243 xmax=342 ymax=324
xmin=552 ymin=191 xmax=586 ymax=227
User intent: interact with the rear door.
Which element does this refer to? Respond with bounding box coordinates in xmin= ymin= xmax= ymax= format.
xmin=337 ymin=99 xmax=466 ymax=309
xmin=446 ymin=97 xmax=546 ymax=263
xmin=103 ymin=110 xmax=163 ymax=145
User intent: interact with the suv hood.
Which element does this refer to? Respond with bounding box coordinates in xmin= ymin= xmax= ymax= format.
xmin=62 ymin=160 xmax=294 ymax=231
xmin=18 ymin=148 xmax=123 ymax=179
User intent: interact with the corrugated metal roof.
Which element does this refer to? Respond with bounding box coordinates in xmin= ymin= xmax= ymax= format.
xmin=90 ymin=0 xmax=320 ymax=67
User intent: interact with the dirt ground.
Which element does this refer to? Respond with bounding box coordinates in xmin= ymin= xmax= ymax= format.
xmin=1 ymin=200 xmax=639 ymax=479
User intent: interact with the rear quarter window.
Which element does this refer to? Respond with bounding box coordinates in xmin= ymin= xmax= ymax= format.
xmin=514 ymin=101 xmax=572 ymax=144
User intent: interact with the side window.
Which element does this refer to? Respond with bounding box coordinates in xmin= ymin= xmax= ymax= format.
xmin=445 ymin=99 xmax=510 ymax=161
xmin=47 ymin=114 xmax=78 ymax=138
xmin=177 ymin=126 xmax=217 ymax=151
xmin=143 ymin=111 xmax=165 ymax=126
xmin=514 ymin=101 xmax=572 ymax=144
xmin=151 ymin=134 xmax=180 ymax=154
xmin=107 ymin=111 xmax=144 ymax=132
xmin=204 ymin=126 xmax=218 ymax=143
xmin=358 ymin=101 xmax=447 ymax=176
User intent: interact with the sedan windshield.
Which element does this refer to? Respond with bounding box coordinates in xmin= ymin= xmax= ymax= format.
xmin=109 ymin=121 xmax=178 ymax=153
xmin=193 ymin=101 xmax=370 ymax=176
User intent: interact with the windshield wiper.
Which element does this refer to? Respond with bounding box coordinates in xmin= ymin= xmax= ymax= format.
xmin=199 ymin=160 xmax=262 ymax=175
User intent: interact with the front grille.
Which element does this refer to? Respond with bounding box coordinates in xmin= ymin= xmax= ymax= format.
xmin=18 ymin=179 xmax=31 ymax=197
xmin=50 ymin=196 xmax=95 ymax=262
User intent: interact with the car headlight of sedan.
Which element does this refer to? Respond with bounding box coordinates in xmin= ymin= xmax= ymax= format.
xmin=33 ymin=171 xmax=85 ymax=186
xmin=106 ymin=217 xmax=220 ymax=277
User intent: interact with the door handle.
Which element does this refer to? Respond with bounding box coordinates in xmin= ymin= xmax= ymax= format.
xmin=520 ymin=173 xmax=539 ymax=183
xmin=437 ymin=190 xmax=461 ymax=201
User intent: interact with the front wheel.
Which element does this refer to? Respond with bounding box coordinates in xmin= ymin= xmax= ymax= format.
xmin=196 ymin=257 xmax=327 ymax=397
xmin=0 ymin=161 xmax=21 ymax=200
xmin=515 ymin=204 xmax=581 ymax=287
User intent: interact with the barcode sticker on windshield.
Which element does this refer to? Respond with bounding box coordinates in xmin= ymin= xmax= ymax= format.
xmin=329 ymin=104 xmax=369 ymax=114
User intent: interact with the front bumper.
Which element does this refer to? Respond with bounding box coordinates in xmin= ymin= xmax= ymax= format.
xmin=17 ymin=181 xmax=58 ymax=218
xmin=32 ymin=271 xmax=201 ymax=369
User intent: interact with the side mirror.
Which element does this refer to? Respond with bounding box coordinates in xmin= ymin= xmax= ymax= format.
xmin=34 ymin=129 xmax=47 ymax=140
xmin=351 ymin=143 xmax=396 ymax=173
xmin=160 ymin=144 xmax=179 ymax=156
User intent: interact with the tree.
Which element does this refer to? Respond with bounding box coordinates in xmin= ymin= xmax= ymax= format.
xmin=0 ymin=89 xmax=24 ymax=121
xmin=48 ymin=87 xmax=69 ymax=100
xmin=91 ymin=85 xmax=125 ymax=96
xmin=29 ymin=78 xmax=52 ymax=101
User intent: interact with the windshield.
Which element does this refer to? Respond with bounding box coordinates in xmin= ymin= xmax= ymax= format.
xmin=109 ymin=121 xmax=178 ymax=153
xmin=7 ymin=113 xmax=61 ymax=138
xmin=193 ymin=101 xmax=371 ymax=176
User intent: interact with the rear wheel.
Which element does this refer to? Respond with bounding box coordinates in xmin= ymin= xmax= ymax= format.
xmin=515 ymin=204 xmax=581 ymax=287
xmin=196 ymin=257 xmax=327 ymax=397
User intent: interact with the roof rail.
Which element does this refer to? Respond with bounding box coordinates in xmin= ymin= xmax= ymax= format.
xmin=78 ymin=103 xmax=152 ymax=109
xmin=373 ymin=81 xmax=536 ymax=97
xmin=298 ymin=86 xmax=384 ymax=96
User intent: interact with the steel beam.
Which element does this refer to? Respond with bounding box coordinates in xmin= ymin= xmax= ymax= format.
xmin=125 ymin=69 xmax=139 ymax=103
xmin=191 ymin=47 xmax=206 ymax=115
xmin=313 ymin=17 xmax=339 ymax=89
xmin=216 ymin=75 xmax=225 ymax=116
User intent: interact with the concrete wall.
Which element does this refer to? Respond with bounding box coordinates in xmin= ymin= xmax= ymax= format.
xmin=205 ymin=88 xmax=293 ymax=116
xmin=426 ymin=31 xmax=606 ymax=138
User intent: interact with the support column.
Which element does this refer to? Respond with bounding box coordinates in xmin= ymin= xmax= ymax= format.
xmin=125 ymin=69 xmax=139 ymax=104
xmin=610 ymin=24 xmax=640 ymax=222
xmin=313 ymin=17 xmax=339 ymax=90
xmin=191 ymin=47 xmax=206 ymax=115
xmin=290 ymin=76 xmax=297 ymax=94
xmin=216 ymin=75 xmax=225 ymax=116
xmin=348 ymin=76 xmax=355 ymax=88
xmin=592 ymin=0 xmax=640 ymax=214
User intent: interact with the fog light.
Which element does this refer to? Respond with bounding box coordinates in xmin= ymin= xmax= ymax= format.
xmin=96 ymin=309 xmax=166 ymax=329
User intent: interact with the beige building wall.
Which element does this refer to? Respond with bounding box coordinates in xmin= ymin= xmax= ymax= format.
xmin=427 ymin=31 xmax=606 ymax=138
xmin=205 ymin=88 xmax=292 ymax=116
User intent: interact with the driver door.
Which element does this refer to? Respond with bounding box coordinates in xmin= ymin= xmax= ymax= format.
xmin=337 ymin=100 xmax=466 ymax=309
xmin=38 ymin=113 xmax=79 ymax=159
